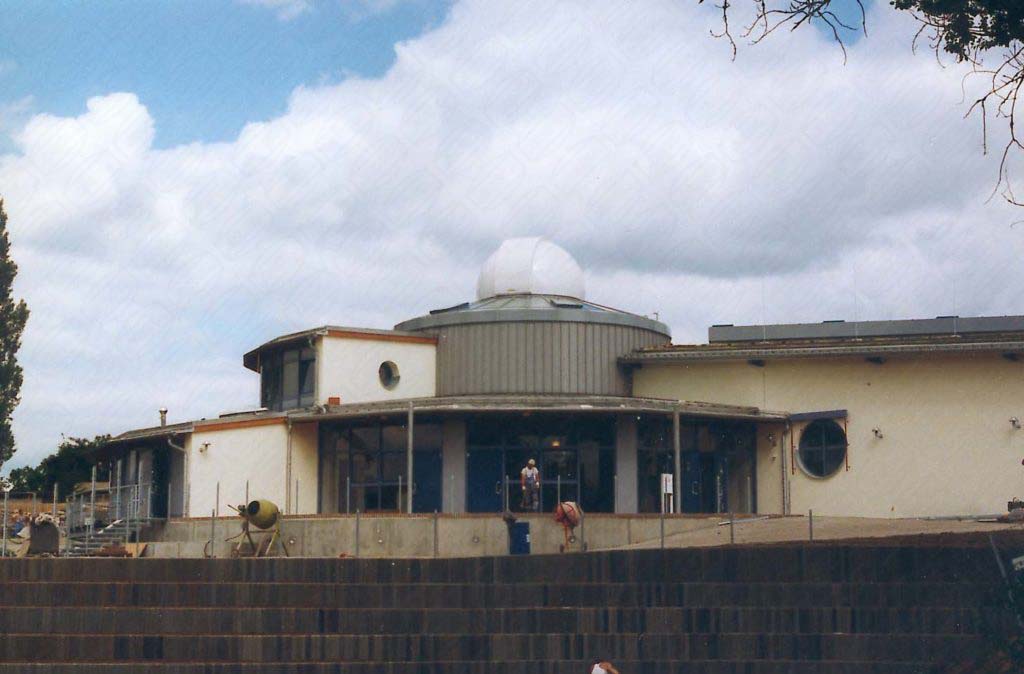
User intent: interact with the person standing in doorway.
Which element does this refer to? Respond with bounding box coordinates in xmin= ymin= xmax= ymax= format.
xmin=521 ymin=459 xmax=540 ymax=511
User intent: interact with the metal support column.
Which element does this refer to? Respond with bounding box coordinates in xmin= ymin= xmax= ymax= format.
xmin=115 ymin=462 xmax=122 ymax=521
xmin=135 ymin=466 xmax=142 ymax=540
xmin=406 ymin=402 xmax=414 ymax=514
xmin=672 ymin=409 xmax=681 ymax=515
xmin=88 ymin=466 xmax=97 ymax=548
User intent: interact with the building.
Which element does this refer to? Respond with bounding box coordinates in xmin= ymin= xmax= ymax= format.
xmin=98 ymin=237 xmax=1024 ymax=521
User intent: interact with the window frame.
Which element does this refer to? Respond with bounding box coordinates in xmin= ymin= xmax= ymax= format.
xmin=797 ymin=419 xmax=848 ymax=479
xmin=260 ymin=344 xmax=316 ymax=411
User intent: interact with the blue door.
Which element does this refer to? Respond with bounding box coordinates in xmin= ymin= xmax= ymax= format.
xmin=413 ymin=450 xmax=442 ymax=513
xmin=681 ymin=451 xmax=702 ymax=513
xmin=467 ymin=450 xmax=503 ymax=513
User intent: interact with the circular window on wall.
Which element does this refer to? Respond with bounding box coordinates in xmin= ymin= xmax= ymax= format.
xmin=378 ymin=361 xmax=400 ymax=390
xmin=798 ymin=419 xmax=847 ymax=478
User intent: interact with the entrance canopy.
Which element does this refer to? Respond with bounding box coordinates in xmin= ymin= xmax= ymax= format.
xmin=288 ymin=394 xmax=789 ymax=423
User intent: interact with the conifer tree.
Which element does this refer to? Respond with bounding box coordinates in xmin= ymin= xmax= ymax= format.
xmin=0 ymin=199 xmax=29 ymax=469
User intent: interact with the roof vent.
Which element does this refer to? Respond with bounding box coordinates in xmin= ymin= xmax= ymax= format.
xmin=549 ymin=298 xmax=584 ymax=309
xmin=430 ymin=302 xmax=470 ymax=315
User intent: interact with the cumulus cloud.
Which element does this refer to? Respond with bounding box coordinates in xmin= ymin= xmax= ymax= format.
xmin=2 ymin=0 xmax=1023 ymax=469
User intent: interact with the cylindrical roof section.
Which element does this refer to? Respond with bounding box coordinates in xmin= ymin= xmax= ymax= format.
xmin=395 ymin=294 xmax=670 ymax=397
xmin=395 ymin=294 xmax=669 ymax=334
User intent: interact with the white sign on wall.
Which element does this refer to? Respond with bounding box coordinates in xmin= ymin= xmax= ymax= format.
xmin=660 ymin=473 xmax=674 ymax=495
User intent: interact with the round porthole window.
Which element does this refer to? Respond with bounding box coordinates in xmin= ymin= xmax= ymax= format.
xmin=798 ymin=419 xmax=847 ymax=478
xmin=378 ymin=361 xmax=400 ymax=389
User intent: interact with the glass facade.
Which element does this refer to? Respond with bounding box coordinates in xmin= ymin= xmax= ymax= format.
xmin=636 ymin=416 xmax=677 ymax=514
xmin=465 ymin=414 xmax=616 ymax=513
xmin=260 ymin=346 xmax=315 ymax=411
xmin=319 ymin=420 xmax=443 ymax=513
xmin=636 ymin=416 xmax=757 ymax=514
xmin=316 ymin=412 xmax=758 ymax=516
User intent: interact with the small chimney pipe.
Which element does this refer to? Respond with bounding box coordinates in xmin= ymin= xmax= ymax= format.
xmin=159 ymin=408 xmax=168 ymax=427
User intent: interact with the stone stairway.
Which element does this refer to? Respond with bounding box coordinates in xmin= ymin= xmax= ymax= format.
xmin=0 ymin=536 xmax=1019 ymax=673
xmin=65 ymin=520 xmax=135 ymax=556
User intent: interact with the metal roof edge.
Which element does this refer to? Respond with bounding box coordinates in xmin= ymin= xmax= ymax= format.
xmin=395 ymin=307 xmax=671 ymax=336
xmin=286 ymin=394 xmax=787 ymax=422
xmin=243 ymin=325 xmax=432 ymax=371
xmin=621 ymin=340 xmax=1024 ymax=364
xmin=109 ymin=421 xmax=195 ymax=444
xmin=709 ymin=314 xmax=1024 ymax=343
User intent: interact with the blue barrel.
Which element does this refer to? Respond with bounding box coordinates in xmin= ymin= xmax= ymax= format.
xmin=509 ymin=521 xmax=530 ymax=555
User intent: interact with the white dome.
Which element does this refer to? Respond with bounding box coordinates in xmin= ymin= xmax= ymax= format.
xmin=476 ymin=237 xmax=586 ymax=300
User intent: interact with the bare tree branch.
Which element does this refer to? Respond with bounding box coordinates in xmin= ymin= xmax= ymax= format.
xmin=707 ymin=0 xmax=1024 ymax=206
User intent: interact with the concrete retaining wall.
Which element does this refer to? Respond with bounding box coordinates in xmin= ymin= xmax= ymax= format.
xmin=147 ymin=513 xmax=748 ymax=558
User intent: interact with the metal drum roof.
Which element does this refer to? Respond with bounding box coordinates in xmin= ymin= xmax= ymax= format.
xmin=394 ymin=293 xmax=670 ymax=336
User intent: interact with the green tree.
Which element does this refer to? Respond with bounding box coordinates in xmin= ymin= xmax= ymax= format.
xmin=7 ymin=435 xmax=109 ymax=497
xmin=0 ymin=200 xmax=29 ymax=469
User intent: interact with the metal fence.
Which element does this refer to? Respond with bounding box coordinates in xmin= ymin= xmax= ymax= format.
xmin=65 ymin=482 xmax=152 ymax=532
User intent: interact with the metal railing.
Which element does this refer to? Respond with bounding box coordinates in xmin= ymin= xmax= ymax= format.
xmin=66 ymin=482 xmax=152 ymax=532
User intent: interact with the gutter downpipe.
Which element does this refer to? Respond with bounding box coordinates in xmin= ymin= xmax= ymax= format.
xmin=167 ymin=436 xmax=188 ymax=518
xmin=286 ymin=418 xmax=294 ymax=515
xmin=781 ymin=421 xmax=792 ymax=516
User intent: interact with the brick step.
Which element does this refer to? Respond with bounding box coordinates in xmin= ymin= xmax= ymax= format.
xmin=0 ymin=606 xmax=1011 ymax=636
xmin=0 ymin=633 xmax=986 ymax=663
xmin=0 ymin=660 xmax=948 ymax=674
xmin=0 ymin=581 xmax=1002 ymax=609
xmin=0 ymin=546 xmax=1002 ymax=583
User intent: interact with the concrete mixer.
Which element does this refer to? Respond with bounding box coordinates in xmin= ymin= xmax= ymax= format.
xmin=227 ymin=499 xmax=289 ymax=557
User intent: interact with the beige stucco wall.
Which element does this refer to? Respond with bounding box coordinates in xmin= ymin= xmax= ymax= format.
xmin=290 ymin=421 xmax=319 ymax=515
xmin=318 ymin=336 xmax=436 ymax=405
xmin=188 ymin=422 xmax=289 ymax=518
xmin=634 ymin=353 xmax=1024 ymax=518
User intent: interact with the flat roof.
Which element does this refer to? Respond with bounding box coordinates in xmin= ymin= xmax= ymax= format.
xmin=624 ymin=331 xmax=1024 ymax=364
xmin=107 ymin=421 xmax=194 ymax=445
xmin=104 ymin=395 xmax=787 ymax=446
xmin=288 ymin=394 xmax=788 ymax=422
xmin=243 ymin=325 xmax=436 ymax=371
xmin=708 ymin=314 xmax=1024 ymax=343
